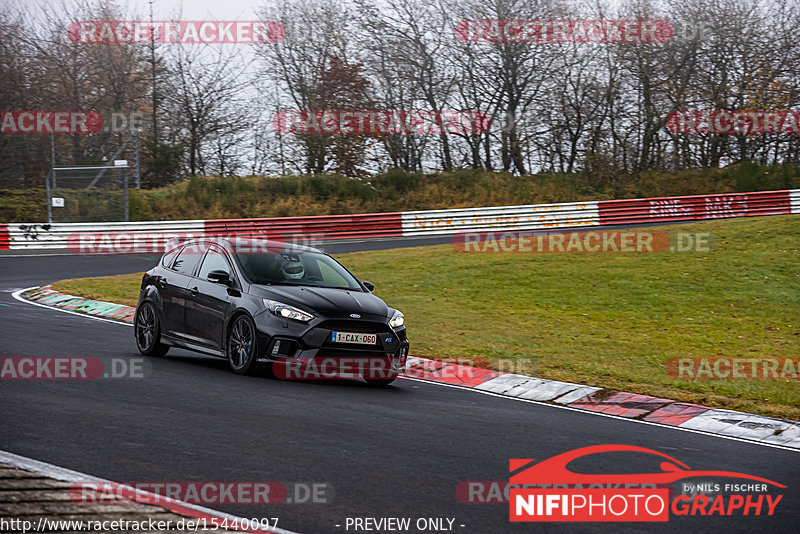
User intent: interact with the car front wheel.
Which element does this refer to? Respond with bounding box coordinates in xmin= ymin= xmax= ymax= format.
xmin=228 ymin=315 xmax=258 ymax=375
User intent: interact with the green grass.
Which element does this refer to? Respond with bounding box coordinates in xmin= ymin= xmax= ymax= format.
xmin=50 ymin=215 xmax=800 ymax=419
xmin=51 ymin=273 xmax=143 ymax=308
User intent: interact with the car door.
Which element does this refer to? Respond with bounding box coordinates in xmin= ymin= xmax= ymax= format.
xmin=159 ymin=243 xmax=202 ymax=337
xmin=184 ymin=245 xmax=235 ymax=349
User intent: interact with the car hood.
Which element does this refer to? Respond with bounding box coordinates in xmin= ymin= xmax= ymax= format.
xmin=252 ymin=284 xmax=391 ymax=318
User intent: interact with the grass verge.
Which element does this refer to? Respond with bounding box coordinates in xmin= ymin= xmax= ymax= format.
xmin=50 ymin=215 xmax=800 ymax=419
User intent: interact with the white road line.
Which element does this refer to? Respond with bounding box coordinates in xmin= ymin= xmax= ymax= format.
xmin=398 ymin=377 xmax=800 ymax=454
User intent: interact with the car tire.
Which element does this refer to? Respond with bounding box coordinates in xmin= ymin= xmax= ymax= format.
xmin=134 ymin=302 xmax=170 ymax=357
xmin=228 ymin=314 xmax=258 ymax=375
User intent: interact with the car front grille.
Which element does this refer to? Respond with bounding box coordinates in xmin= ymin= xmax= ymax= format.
xmin=316 ymin=320 xmax=390 ymax=334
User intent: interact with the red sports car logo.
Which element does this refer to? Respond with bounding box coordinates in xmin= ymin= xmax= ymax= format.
xmin=510 ymin=444 xmax=785 ymax=487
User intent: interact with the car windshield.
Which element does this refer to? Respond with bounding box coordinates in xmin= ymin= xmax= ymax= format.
xmin=236 ymin=250 xmax=362 ymax=290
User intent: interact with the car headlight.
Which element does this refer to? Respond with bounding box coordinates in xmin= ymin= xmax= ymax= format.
xmin=389 ymin=310 xmax=404 ymax=328
xmin=264 ymin=299 xmax=314 ymax=322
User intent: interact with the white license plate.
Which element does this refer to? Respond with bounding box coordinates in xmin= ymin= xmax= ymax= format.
xmin=331 ymin=332 xmax=377 ymax=345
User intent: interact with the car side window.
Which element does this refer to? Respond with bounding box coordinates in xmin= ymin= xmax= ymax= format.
xmin=161 ymin=246 xmax=182 ymax=268
xmin=171 ymin=244 xmax=203 ymax=275
xmin=198 ymin=248 xmax=232 ymax=280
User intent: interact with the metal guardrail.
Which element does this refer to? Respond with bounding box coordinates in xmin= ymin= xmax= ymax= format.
xmin=790 ymin=189 xmax=800 ymax=214
xmin=1 ymin=220 xmax=205 ymax=250
xmin=401 ymin=201 xmax=599 ymax=236
xmin=598 ymin=190 xmax=793 ymax=225
xmin=205 ymin=212 xmax=403 ymax=240
xmin=1 ymin=189 xmax=798 ymax=251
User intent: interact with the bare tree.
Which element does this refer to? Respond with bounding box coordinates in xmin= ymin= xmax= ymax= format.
xmin=164 ymin=43 xmax=254 ymax=176
xmin=255 ymin=0 xmax=353 ymax=174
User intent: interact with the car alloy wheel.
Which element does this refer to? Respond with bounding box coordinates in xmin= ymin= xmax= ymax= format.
xmin=134 ymin=302 xmax=169 ymax=357
xmin=228 ymin=315 xmax=258 ymax=375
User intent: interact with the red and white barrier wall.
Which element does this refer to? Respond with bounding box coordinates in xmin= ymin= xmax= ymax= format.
xmin=401 ymin=201 xmax=598 ymax=236
xmin=1 ymin=220 xmax=205 ymax=251
xmin=598 ymin=190 xmax=793 ymax=225
xmin=1 ymin=188 xmax=798 ymax=250
xmin=205 ymin=212 xmax=403 ymax=240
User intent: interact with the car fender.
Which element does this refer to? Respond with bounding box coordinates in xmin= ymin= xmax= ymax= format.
xmin=138 ymin=284 xmax=167 ymax=328
xmin=222 ymin=304 xmax=261 ymax=347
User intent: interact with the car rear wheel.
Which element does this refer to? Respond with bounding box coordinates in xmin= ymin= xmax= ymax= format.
xmin=228 ymin=315 xmax=258 ymax=375
xmin=134 ymin=302 xmax=170 ymax=357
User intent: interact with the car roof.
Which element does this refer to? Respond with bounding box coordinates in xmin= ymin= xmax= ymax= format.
xmin=169 ymin=236 xmax=323 ymax=255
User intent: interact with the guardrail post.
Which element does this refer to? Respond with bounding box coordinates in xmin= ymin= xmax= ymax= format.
xmin=45 ymin=169 xmax=52 ymax=224
xmin=134 ymin=129 xmax=141 ymax=189
xmin=123 ymin=167 xmax=130 ymax=222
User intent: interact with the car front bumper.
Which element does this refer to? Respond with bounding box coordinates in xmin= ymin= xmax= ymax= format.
xmin=253 ymin=312 xmax=409 ymax=379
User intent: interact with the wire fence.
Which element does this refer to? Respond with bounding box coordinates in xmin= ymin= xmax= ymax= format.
xmin=46 ymin=165 xmax=131 ymax=223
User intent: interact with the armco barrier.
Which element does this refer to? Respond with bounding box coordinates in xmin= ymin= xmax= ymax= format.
xmin=401 ymin=201 xmax=598 ymax=236
xmin=205 ymin=212 xmax=403 ymax=240
xmin=6 ymin=220 xmax=205 ymax=250
xmin=1 ymin=188 xmax=798 ymax=251
xmin=598 ymin=190 xmax=792 ymax=225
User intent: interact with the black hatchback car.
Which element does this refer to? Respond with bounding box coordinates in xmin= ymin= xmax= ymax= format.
xmin=134 ymin=237 xmax=408 ymax=385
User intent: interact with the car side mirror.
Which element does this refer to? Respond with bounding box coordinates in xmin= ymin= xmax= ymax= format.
xmin=207 ymin=269 xmax=232 ymax=286
xmin=363 ymin=281 xmax=375 ymax=292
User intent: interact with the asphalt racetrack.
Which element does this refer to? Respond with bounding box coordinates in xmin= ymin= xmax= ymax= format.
xmin=1 ymin=236 xmax=798 ymax=534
